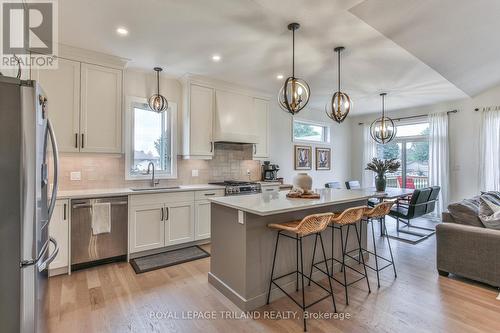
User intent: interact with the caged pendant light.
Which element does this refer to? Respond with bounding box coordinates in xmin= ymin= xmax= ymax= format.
xmin=148 ymin=67 xmax=169 ymax=113
xmin=278 ymin=23 xmax=310 ymax=115
xmin=370 ymin=93 xmax=397 ymax=144
xmin=326 ymin=46 xmax=352 ymax=123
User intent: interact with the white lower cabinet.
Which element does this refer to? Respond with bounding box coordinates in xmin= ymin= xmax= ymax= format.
xmin=129 ymin=189 xmax=223 ymax=254
xmin=129 ymin=203 xmax=165 ymax=253
xmin=165 ymin=202 xmax=195 ymax=246
xmin=195 ymin=201 xmax=211 ymax=240
xmin=49 ymin=199 xmax=69 ymax=275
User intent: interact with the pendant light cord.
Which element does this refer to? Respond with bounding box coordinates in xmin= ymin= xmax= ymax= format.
xmin=382 ymin=94 xmax=385 ymax=118
xmin=157 ymin=70 xmax=160 ymax=96
xmin=292 ymin=28 xmax=295 ymax=78
xmin=337 ymin=49 xmax=341 ymax=93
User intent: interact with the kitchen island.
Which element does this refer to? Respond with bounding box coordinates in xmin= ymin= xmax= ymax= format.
xmin=208 ymin=188 xmax=378 ymax=311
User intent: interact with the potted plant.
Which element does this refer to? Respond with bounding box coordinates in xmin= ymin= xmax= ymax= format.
xmin=365 ymin=158 xmax=401 ymax=192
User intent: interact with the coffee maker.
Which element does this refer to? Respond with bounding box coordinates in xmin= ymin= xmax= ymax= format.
xmin=262 ymin=161 xmax=280 ymax=181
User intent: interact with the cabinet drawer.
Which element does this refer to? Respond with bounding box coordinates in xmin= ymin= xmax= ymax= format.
xmin=130 ymin=191 xmax=195 ymax=206
xmin=195 ymin=189 xmax=225 ymax=201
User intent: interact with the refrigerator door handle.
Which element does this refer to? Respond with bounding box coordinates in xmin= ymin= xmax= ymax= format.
xmin=45 ymin=118 xmax=59 ymax=222
xmin=38 ymin=237 xmax=58 ymax=272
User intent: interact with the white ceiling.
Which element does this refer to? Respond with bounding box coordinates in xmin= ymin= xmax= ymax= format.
xmin=350 ymin=0 xmax=500 ymax=98
xmin=58 ymin=0 xmax=483 ymax=114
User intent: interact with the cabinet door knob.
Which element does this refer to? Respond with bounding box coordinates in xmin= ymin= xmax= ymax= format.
xmin=81 ymin=133 xmax=85 ymax=149
xmin=75 ymin=133 xmax=78 ymax=148
xmin=63 ymin=203 xmax=67 ymax=220
xmin=210 ymin=141 xmax=213 ymax=153
xmin=160 ymin=207 xmax=164 ymax=221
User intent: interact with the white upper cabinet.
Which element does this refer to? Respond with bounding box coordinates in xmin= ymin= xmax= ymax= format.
xmin=37 ymin=58 xmax=81 ymax=152
xmin=80 ymin=63 xmax=122 ymax=153
xmin=182 ymin=84 xmax=214 ymax=158
xmin=34 ymin=46 xmax=125 ymax=154
xmin=181 ymin=75 xmax=270 ymax=160
xmin=253 ymin=98 xmax=269 ymax=159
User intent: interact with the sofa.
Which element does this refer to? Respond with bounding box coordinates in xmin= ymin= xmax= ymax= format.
xmin=436 ymin=191 xmax=500 ymax=287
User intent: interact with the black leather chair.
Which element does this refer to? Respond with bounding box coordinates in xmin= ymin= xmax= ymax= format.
xmin=389 ymin=186 xmax=440 ymax=243
xmin=325 ymin=182 xmax=341 ymax=189
xmin=345 ymin=180 xmax=361 ymax=189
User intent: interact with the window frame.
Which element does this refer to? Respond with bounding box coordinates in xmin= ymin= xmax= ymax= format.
xmin=124 ymin=96 xmax=177 ymax=180
xmin=292 ymin=118 xmax=331 ymax=144
xmin=375 ymin=120 xmax=430 ymax=188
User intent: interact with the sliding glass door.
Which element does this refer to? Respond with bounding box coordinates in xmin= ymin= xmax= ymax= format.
xmin=376 ymin=121 xmax=430 ymax=189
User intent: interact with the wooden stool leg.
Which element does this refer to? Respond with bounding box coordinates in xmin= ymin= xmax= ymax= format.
xmin=266 ymin=232 xmax=280 ymax=304
xmin=319 ymin=233 xmax=337 ymax=313
xmin=370 ymin=218 xmax=381 ymax=288
xmin=354 ymin=224 xmax=371 ymax=293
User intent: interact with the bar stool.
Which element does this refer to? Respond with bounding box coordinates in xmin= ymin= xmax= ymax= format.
xmin=308 ymin=206 xmax=371 ymax=306
xmin=266 ymin=213 xmax=336 ymax=332
xmin=345 ymin=202 xmax=397 ymax=288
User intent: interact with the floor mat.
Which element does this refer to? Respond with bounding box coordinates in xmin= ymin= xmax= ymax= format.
xmin=130 ymin=245 xmax=210 ymax=274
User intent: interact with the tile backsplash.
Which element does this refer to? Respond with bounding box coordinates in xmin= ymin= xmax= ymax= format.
xmin=58 ymin=143 xmax=262 ymax=190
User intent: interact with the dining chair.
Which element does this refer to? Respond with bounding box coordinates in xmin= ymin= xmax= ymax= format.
xmin=345 ymin=180 xmax=361 ymax=189
xmin=325 ymin=182 xmax=342 ymax=189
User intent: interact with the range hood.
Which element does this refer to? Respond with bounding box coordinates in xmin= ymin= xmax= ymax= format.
xmin=213 ymin=89 xmax=259 ymax=144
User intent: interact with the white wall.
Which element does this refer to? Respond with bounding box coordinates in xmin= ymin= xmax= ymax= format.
xmin=269 ymin=105 xmax=352 ymax=188
xmin=350 ymin=84 xmax=500 ymax=203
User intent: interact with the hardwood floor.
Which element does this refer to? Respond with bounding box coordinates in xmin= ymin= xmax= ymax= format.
xmin=47 ymin=219 xmax=500 ymax=333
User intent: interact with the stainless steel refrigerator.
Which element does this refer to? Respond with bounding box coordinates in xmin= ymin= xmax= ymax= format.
xmin=0 ymin=76 xmax=59 ymax=333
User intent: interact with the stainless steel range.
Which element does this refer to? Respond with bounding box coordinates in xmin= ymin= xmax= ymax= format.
xmin=209 ymin=181 xmax=262 ymax=196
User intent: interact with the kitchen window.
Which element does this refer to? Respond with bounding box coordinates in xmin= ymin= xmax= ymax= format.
xmin=292 ymin=119 xmax=330 ymax=144
xmin=125 ymin=97 xmax=177 ymax=180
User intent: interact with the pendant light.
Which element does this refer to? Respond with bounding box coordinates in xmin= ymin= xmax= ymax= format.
xmin=278 ymin=23 xmax=310 ymax=115
xmin=326 ymin=46 xmax=352 ymax=123
xmin=370 ymin=93 xmax=397 ymax=144
xmin=148 ymin=67 xmax=169 ymax=113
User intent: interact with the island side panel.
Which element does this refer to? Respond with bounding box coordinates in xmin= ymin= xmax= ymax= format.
xmin=208 ymin=203 xmax=247 ymax=308
xmin=244 ymin=200 xmax=368 ymax=310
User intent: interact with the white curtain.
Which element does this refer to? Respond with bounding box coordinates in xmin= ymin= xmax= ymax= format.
xmin=479 ymin=109 xmax=500 ymax=191
xmin=362 ymin=124 xmax=377 ymax=188
xmin=428 ymin=112 xmax=450 ymax=216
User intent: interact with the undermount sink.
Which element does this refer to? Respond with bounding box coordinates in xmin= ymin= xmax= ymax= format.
xmin=130 ymin=186 xmax=181 ymax=191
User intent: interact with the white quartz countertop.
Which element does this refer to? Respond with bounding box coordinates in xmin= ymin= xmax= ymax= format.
xmin=57 ymin=184 xmax=225 ymax=199
xmin=208 ymin=188 xmax=385 ymax=216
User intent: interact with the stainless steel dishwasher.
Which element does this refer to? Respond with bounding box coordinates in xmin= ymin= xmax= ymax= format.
xmin=71 ymin=196 xmax=128 ymax=270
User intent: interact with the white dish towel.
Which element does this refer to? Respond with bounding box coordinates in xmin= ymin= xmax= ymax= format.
xmin=91 ymin=202 xmax=111 ymax=235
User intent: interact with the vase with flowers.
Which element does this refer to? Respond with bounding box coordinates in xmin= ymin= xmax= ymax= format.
xmin=365 ymin=158 xmax=401 ymax=192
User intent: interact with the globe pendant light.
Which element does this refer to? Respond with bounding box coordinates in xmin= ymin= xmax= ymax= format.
xmin=278 ymin=23 xmax=310 ymax=115
xmin=326 ymin=46 xmax=352 ymax=123
xmin=370 ymin=93 xmax=397 ymax=144
xmin=148 ymin=67 xmax=169 ymax=113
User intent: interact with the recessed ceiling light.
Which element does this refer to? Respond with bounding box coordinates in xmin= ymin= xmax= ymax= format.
xmin=276 ymin=74 xmax=284 ymax=80
xmin=212 ymin=54 xmax=221 ymax=62
xmin=116 ymin=27 xmax=129 ymax=36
